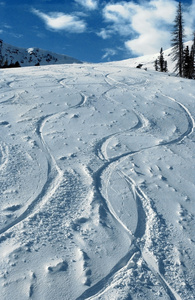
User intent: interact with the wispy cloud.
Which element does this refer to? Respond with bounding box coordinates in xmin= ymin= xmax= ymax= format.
xmin=97 ymin=28 xmax=114 ymax=39
xmin=102 ymin=48 xmax=117 ymax=60
xmin=0 ymin=23 xmax=23 ymax=39
xmin=75 ymin=0 xmax=98 ymax=10
xmin=32 ymin=8 xmax=86 ymax=33
xmin=10 ymin=33 xmax=23 ymax=39
xmin=3 ymin=23 xmax=12 ymax=29
xmin=102 ymin=0 xmax=195 ymax=56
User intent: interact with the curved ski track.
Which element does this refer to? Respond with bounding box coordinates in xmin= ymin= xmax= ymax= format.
xmin=77 ymin=71 xmax=194 ymax=300
xmin=0 ymin=68 xmax=194 ymax=300
xmin=0 ymin=90 xmax=88 ymax=236
xmin=0 ymin=113 xmax=63 ymax=236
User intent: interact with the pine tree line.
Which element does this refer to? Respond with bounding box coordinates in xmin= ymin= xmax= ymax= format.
xmin=183 ymin=42 xmax=194 ymax=79
xmin=155 ymin=1 xmax=195 ymax=79
xmin=171 ymin=1 xmax=195 ymax=79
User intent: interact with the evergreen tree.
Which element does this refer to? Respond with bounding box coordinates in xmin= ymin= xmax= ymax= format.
xmin=14 ymin=61 xmax=21 ymax=68
xmin=154 ymin=48 xmax=168 ymax=72
xmin=164 ymin=61 xmax=168 ymax=73
xmin=189 ymin=45 xmax=194 ymax=79
xmin=182 ymin=33 xmax=195 ymax=80
xmin=182 ymin=40 xmax=195 ymax=79
xmin=171 ymin=2 xmax=185 ymax=77
xmin=154 ymin=59 xmax=159 ymax=71
xmin=0 ymin=40 xmax=3 ymax=67
xmin=191 ymin=32 xmax=195 ymax=79
xmin=159 ymin=47 xmax=165 ymax=72
xmin=183 ymin=46 xmax=190 ymax=78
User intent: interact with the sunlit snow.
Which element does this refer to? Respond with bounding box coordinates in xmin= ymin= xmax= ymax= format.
xmin=0 ymin=59 xmax=194 ymax=300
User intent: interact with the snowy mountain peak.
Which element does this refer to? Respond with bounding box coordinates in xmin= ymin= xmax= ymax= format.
xmin=0 ymin=40 xmax=82 ymax=67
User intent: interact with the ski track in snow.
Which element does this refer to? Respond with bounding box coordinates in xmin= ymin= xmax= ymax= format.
xmin=95 ymin=110 xmax=145 ymax=161
xmin=76 ymin=69 xmax=194 ymax=300
xmin=0 ymin=113 xmax=63 ymax=235
xmin=0 ymin=143 xmax=9 ymax=171
xmin=0 ymin=83 xmax=88 ymax=236
xmin=0 ymin=64 xmax=194 ymax=300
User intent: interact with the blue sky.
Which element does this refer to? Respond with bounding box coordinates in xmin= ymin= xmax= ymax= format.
xmin=0 ymin=0 xmax=194 ymax=62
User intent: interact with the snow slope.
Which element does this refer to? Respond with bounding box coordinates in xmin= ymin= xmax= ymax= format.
xmin=0 ymin=60 xmax=194 ymax=300
xmin=0 ymin=41 xmax=82 ymax=67
xmin=117 ymin=41 xmax=193 ymax=73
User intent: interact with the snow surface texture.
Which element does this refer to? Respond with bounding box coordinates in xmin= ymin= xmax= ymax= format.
xmin=0 ymin=41 xmax=82 ymax=67
xmin=0 ymin=60 xmax=195 ymax=300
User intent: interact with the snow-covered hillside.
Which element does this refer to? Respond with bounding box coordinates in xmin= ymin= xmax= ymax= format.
xmin=0 ymin=60 xmax=194 ymax=300
xmin=0 ymin=40 xmax=82 ymax=67
xmin=118 ymin=41 xmax=193 ymax=73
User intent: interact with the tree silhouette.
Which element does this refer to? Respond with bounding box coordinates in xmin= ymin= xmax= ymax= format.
xmin=171 ymin=2 xmax=185 ymax=77
xmin=154 ymin=48 xmax=168 ymax=72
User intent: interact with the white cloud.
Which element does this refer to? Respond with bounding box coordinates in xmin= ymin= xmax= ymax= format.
xmin=125 ymin=29 xmax=171 ymax=56
xmin=32 ymin=8 xmax=86 ymax=33
xmin=102 ymin=0 xmax=195 ymax=56
xmin=104 ymin=3 xmax=132 ymax=22
xmin=75 ymin=0 xmax=98 ymax=10
xmin=184 ymin=0 xmax=195 ymax=38
xmin=102 ymin=48 xmax=117 ymax=60
xmin=97 ymin=28 xmax=114 ymax=39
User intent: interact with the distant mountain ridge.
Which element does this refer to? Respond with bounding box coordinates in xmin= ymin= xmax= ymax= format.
xmin=0 ymin=40 xmax=82 ymax=67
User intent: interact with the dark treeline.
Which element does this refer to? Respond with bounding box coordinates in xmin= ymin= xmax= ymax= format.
xmin=155 ymin=1 xmax=195 ymax=79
